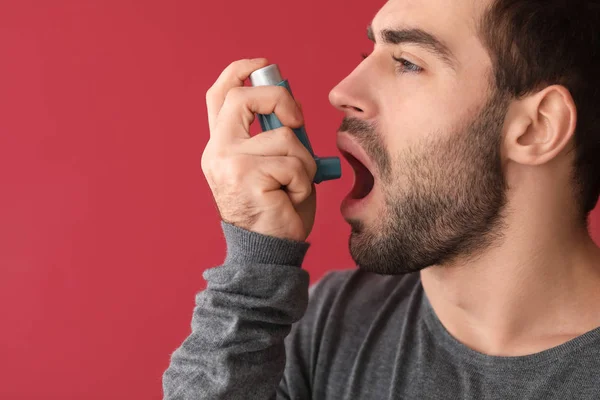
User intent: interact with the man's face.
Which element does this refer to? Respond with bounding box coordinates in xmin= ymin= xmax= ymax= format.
xmin=330 ymin=0 xmax=510 ymax=274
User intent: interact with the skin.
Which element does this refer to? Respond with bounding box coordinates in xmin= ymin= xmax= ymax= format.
xmin=203 ymin=0 xmax=600 ymax=359
xmin=328 ymin=0 xmax=600 ymax=357
xmin=203 ymin=58 xmax=316 ymax=242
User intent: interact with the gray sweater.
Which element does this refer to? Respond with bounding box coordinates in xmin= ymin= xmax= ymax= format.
xmin=162 ymin=222 xmax=600 ymax=399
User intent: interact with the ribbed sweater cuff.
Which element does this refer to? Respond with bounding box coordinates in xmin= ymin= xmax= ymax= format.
xmin=221 ymin=221 xmax=311 ymax=267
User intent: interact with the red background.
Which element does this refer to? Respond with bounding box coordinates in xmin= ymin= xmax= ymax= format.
xmin=1 ymin=1 xmax=598 ymax=399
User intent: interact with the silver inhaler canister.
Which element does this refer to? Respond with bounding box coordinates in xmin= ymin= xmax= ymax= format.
xmin=249 ymin=64 xmax=342 ymax=184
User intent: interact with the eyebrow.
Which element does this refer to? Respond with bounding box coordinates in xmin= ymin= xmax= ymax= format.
xmin=367 ymin=24 xmax=457 ymax=71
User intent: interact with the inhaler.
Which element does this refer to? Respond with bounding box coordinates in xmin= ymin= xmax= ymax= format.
xmin=249 ymin=64 xmax=342 ymax=184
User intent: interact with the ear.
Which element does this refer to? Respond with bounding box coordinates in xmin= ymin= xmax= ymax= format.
xmin=503 ymin=85 xmax=577 ymax=166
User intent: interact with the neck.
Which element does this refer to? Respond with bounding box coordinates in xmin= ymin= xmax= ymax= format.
xmin=421 ymin=195 xmax=600 ymax=357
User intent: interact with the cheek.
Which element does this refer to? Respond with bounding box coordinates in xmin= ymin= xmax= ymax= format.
xmin=377 ymin=72 xmax=489 ymax=153
xmin=380 ymin=96 xmax=452 ymax=154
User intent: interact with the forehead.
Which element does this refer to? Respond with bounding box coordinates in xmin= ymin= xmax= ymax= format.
xmin=373 ymin=0 xmax=484 ymax=34
xmin=372 ymin=0 xmax=491 ymax=68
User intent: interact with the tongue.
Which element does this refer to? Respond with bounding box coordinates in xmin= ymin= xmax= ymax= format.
xmin=348 ymin=154 xmax=374 ymax=199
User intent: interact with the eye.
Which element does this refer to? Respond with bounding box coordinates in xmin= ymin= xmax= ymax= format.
xmin=392 ymin=56 xmax=423 ymax=74
xmin=361 ymin=52 xmax=423 ymax=74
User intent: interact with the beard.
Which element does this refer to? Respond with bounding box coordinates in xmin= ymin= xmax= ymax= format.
xmin=339 ymin=89 xmax=510 ymax=275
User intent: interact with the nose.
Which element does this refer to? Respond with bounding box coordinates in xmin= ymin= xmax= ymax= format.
xmin=328 ymin=62 xmax=375 ymax=119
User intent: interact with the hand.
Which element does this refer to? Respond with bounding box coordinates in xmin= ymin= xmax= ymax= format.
xmin=201 ymin=58 xmax=317 ymax=242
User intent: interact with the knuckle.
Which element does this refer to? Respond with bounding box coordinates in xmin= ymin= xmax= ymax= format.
xmin=278 ymin=126 xmax=297 ymax=143
xmin=227 ymin=59 xmax=241 ymax=69
xmin=224 ymin=86 xmax=244 ymax=104
xmin=200 ymin=145 xmax=215 ymax=173
xmin=205 ymin=86 xmax=214 ymax=102
xmin=200 ymin=151 xmax=210 ymax=173
xmin=230 ymin=58 xmax=247 ymax=69
xmin=292 ymin=165 xmax=312 ymax=196
xmin=298 ymin=182 xmax=312 ymax=199
xmin=224 ymin=60 xmax=241 ymax=76
xmin=276 ymin=85 xmax=290 ymax=99
xmin=204 ymin=157 xmax=222 ymax=179
xmin=288 ymin=156 xmax=304 ymax=172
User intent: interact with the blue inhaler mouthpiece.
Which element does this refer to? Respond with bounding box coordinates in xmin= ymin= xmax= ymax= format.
xmin=249 ymin=64 xmax=342 ymax=184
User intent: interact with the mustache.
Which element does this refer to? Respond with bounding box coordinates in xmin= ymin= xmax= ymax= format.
xmin=338 ymin=117 xmax=377 ymax=139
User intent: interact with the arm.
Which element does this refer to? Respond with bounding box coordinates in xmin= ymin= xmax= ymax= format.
xmin=164 ymin=57 xmax=320 ymax=399
xmin=162 ymin=221 xmax=311 ymax=400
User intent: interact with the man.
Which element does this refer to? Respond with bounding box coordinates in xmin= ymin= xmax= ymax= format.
xmin=163 ymin=0 xmax=600 ymax=398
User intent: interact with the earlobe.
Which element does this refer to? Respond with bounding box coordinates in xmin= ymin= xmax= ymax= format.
xmin=505 ymin=85 xmax=577 ymax=166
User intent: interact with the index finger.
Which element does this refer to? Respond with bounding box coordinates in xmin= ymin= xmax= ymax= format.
xmin=206 ymin=58 xmax=270 ymax=133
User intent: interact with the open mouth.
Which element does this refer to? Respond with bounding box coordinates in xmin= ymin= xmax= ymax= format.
xmin=341 ymin=150 xmax=375 ymax=199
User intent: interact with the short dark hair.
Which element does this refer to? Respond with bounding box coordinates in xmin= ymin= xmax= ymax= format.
xmin=479 ymin=0 xmax=600 ymax=220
